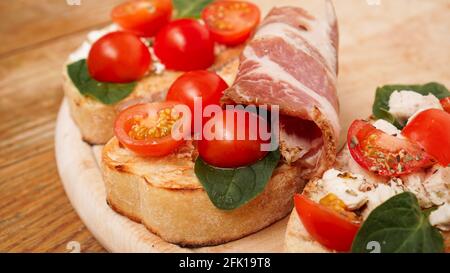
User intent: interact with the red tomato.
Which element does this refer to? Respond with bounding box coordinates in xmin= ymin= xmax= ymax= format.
xmin=402 ymin=109 xmax=450 ymax=166
xmin=166 ymin=70 xmax=228 ymax=131
xmin=111 ymin=0 xmax=173 ymax=37
xmin=347 ymin=120 xmax=435 ymax=176
xmin=114 ymin=102 xmax=188 ymax=157
xmin=153 ymin=19 xmax=215 ymax=71
xmin=198 ymin=109 xmax=269 ymax=168
xmin=440 ymin=97 xmax=450 ymax=113
xmin=87 ymin=31 xmax=151 ymax=83
xmin=202 ymin=0 xmax=260 ymax=46
xmin=294 ymin=194 xmax=360 ymax=252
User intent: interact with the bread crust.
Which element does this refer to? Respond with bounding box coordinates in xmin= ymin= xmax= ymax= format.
xmin=102 ymin=137 xmax=306 ymax=247
xmin=63 ymin=46 xmax=242 ymax=145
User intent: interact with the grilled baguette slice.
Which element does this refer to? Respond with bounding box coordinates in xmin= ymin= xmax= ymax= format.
xmin=63 ymin=46 xmax=242 ymax=145
xmin=101 ymin=137 xmax=306 ymax=247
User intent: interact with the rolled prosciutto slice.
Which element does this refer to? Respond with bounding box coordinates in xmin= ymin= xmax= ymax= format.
xmin=221 ymin=1 xmax=340 ymax=179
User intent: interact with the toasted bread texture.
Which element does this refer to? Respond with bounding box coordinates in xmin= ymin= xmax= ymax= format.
xmin=102 ymin=137 xmax=306 ymax=247
xmin=63 ymin=46 xmax=242 ymax=145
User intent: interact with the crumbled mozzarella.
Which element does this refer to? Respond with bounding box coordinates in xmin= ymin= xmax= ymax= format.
xmin=401 ymin=171 xmax=433 ymax=208
xmin=429 ymin=203 xmax=450 ymax=231
xmin=423 ymin=166 xmax=450 ymax=206
xmin=363 ymin=179 xmax=404 ymax=219
xmin=373 ymin=119 xmax=401 ymax=136
xmin=388 ymin=90 xmax=443 ymax=122
xmin=319 ymin=169 xmax=368 ymax=210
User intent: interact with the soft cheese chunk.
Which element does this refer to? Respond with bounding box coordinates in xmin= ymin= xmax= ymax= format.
xmin=388 ymin=90 xmax=443 ymax=122
xmin=423 ymin=166 xmax=450 ymax=206
xmin=401 ymin=172 xmax=433 ymax=208
xmin=372 ymin=119 xmax=401 ymax=136
xmin=363 ymin=179 xmax=404 ymax=219
xmin=429 ymin=203 xmax=450 ymax=231
xmin=319 ymin=169 xmax=368 ymax=210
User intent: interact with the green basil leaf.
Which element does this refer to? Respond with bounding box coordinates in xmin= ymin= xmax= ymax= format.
xmin=372 ymin=82 xmax=450 ymax=129
xmin=67 ymin=59 xmax=136 ymax=105
xmin=173 ymin=0 xmax=213 ymax=19
xmin=194 ymin=150 xmax=281 ymax=210
xmin=352 ymin=192 xmax=444 ymax=253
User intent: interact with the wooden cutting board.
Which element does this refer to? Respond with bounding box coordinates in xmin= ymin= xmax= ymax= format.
xmin=55 ymin=0 xmax=450 ymax=252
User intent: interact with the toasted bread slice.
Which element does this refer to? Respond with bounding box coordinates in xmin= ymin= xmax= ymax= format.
xmin=63 ymin=46 xmax=242 ymax=145
xmin=101 ymin=137 xmax=306 ymax=247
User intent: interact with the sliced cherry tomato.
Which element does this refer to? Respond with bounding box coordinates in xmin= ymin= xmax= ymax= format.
xmin=87 ymin=31 xmax=151 ymax=83
xmin=440 ymin=97 xmax=450 ymax=113
xmin=202 ymin=0 xmax=260 ymax=46
xmin=294 ymin=194 xmax=360 ymax=252
xmin=347 ymin=120 xmax=435 ymax=176
xmin=198 ymin=109 xmax=269 ymax=168
xmin=153 ymin=19 xmax=215 ymax=71
xmin=166 ymin=70 xmax=228 ymax=131
xmin=402 ymin=109 xmax=450 ymax=166
xmin=114 ymin=102 xmax=189 ymax=157
xmin=111 ymin=0 xmax=173 ymax=37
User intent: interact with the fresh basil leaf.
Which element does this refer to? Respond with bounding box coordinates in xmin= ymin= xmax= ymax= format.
xmin=173 ymin=0 xmax=213 ymax=19
xmin=372 ymin=82 xmax=450 ymax=128
xmin=194 ymin=150 xmax=281 ymax=210
xmin=67 ymin=59 xmax=136 ymax=105
xmin=352 ymin=192 xmax=444 ymax=253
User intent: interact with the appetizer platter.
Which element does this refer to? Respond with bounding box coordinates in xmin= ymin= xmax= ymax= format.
xmin=56 ymin=0 xmax=450 ymax=252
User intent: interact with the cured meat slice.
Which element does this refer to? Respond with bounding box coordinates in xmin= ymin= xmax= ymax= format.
xmin=221 ymin=0 xmax=340 ymax=179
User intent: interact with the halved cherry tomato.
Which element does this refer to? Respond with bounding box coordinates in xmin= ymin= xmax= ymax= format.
xmin=202 ymin=0 xmax=260 ymax=46
xmin=347 ymin=120 xmax=435 ymax=176
xmin=114 ymin=102 xmax=189 ymax=157
xmin=87 ymin=31 xmax=151 ymax=83
xmin=440 ymin=97 xmax=450 ymax=113
xmin=198 ymin=109 xmax=269 ymax=168
xmin=402 ymin=109 xmax=450 ymax=166
xmin=294 ymin=194 xmax=360 ymax=252
xmin=111 ymin=0 xmax=173 ymax=37
xmin=166 ymin=70 xmax=228 ymax=131
xmin=154 ymin=19 xmax=215 ymax=71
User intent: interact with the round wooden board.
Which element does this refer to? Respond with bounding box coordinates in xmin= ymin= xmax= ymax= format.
xmin=56 ymin=0 xmax=450 ymax=252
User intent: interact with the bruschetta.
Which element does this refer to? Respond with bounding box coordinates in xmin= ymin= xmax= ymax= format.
xmin=285 ymin=83 xmax=450 ymax=253
xmin=101 ymin=1 xmax=341 ymax=247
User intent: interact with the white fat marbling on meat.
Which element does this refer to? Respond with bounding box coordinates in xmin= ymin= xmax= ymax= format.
xmin=243 ymin=46 xmax=340 ymax=134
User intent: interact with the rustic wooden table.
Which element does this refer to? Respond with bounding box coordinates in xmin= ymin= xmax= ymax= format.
xmin=0 ymin=0 xmax=128 ymax=253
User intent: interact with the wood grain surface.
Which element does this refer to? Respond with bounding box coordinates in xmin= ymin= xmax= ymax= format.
xmin=0 ymin=0 xmax=125 ymax=253
xmin=1 ymin=0 xmax=450 ymax=253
